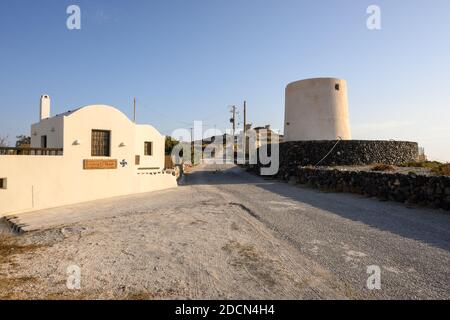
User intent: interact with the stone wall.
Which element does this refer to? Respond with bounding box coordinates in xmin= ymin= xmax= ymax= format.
xmin=292 ymin=168 xmax=450 ymax=211
xmin=276 ymin=141 xmax=418 ymax=177
xmin=247 ymin=140 xmax=450 ymax=211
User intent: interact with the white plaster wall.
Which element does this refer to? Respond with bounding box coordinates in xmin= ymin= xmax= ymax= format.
xmin=284 ymin=78 xmax=352 ymax=141
xmin=30 ymin=116 xmax=64 ymax=148
xmin=0 ymin=156 xmax=176 ymax=216
xmin=0 ymin=156 xmax=65 ymax=214
xmin=0 ymin=104 xmax=177 ymax=217
xmin=135 ymin=124 xmax=165 ymax=169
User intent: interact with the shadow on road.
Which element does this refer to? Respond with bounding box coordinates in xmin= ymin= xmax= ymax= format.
xmin=187 ymin=164 xmax=450 ymax=253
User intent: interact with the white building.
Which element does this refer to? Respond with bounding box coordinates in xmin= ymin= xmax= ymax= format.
xmin=252 ymin=125 xmax=283 ymax=148
xmin=284 ymin=78 xmax=352 ymax=141
xmin=0 ymin=96 xmax=177 ymax=217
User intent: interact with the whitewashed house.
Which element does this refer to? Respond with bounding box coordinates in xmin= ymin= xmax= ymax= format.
xmin=0 ymin=95 xmax=177 ymax=216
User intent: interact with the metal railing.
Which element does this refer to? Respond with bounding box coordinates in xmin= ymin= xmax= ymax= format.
xmin=0 ymin=147 xmax=63 ymax=156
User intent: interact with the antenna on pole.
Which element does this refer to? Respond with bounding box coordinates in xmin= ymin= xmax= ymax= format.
xmin=133 ymin=97 xmax=137 ymax=123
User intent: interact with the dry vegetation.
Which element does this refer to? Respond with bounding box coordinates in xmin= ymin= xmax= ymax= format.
xmin=400 ymin=160 xmax=442 ymax=169
xmin=0 ymin=135 xmax=9 ymax=147
xmin=431 ymin=163 xmax=450 ymax=177
xmin=0 ymin=234 xmax=45 ymax=299
xmin=371 ymin=164 xmax=396 ymax=172
xmin=400 ymin=161 xmax=450 ymax=177
xmin=0 ymin=235 xmax=43 ymax=266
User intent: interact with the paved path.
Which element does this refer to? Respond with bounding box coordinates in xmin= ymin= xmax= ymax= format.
xmin=184 ymin=164 xmax=450 ymax=299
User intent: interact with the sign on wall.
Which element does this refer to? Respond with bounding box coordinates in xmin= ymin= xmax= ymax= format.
xmin=83 ymin=159 xmax=118 ymax=170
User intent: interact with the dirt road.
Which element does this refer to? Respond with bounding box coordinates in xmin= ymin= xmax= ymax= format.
xmin=1 ymin=164 xmax=449 ymax=299
xmin=187 ymin=164 xmax=450 ymax=299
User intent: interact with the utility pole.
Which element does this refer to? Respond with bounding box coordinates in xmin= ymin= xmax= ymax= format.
xmin=190 ymin=127 xmax=194 ymax=164
xmin=230 ymin=105 xmax=236 ymax=153
xmin=231 ymin=105 xmax=236 ymax=139
xmin=243 ymin=101 xmax=247 ymax=158
xmin=133 ymin=97 xmax=136 ymax=123
xmin=243 ymin=101 xmax=247 ymax=135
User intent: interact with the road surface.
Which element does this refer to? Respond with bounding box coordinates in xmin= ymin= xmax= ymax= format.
xmin=184 ymin=164 xmax=450 ymax=299
xmin=1 ymin=163 xmax=449 ymax=299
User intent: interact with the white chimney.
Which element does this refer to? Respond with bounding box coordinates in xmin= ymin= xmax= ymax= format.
xmin=40 ymin=94 xmax=51 ymax=120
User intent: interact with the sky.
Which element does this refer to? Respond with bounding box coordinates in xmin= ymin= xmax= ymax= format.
xmin=0 ymin=0 xmax=449 ymax=161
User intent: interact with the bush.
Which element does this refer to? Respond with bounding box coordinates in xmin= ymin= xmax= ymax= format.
xmin=431 ymin=164 xmax=450 ymax=177
xmin=371 ymin=164 xmax=396 ymax=172
xmin=399 ymin=161 xmax=442 ymax=169
xmin=165 ymin=136 xmax=179 ymax=155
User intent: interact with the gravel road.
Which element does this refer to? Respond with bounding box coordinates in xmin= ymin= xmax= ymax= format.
xmin=1 ymin=163 xmax=449 ymax=299
xmin=186 ymin=164 xmax=450 ymax=299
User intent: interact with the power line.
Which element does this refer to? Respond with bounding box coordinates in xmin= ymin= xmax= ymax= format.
xmin=137 ymin=103 xmax=227 ymax=127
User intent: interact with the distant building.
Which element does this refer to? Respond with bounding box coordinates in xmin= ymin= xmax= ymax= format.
xmin=252 ymin=125 xmax=284 ymax=148
xmin=232 ymin=125 xmax=283 ymax=158
xmin=0 ymin=95 xmax=177 ymax=216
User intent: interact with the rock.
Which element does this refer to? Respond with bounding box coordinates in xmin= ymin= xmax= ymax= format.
xmin=257 ymin=140 xmax=418 ymax=169
xmin=250 ymin=140 xmax=449 ymax=211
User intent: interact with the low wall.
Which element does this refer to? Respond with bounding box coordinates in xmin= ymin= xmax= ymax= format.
xmin=0 ymin=155 xmax=177 ymax=217
xmin=285 ymin=168 xmax=450 ymax=211
xmin=296 ymin=168 xmax=450 ymax=210
xmin=247 ymin=140 xmax=448 ymax=210
xmin=277 ymin=140 xmax=418 ymax=174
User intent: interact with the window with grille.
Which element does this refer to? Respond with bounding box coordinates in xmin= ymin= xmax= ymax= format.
xmin=144 ymin=142 xmax=153 ymax=156
xmin=91 ymin=130 xmax=111 ymax=157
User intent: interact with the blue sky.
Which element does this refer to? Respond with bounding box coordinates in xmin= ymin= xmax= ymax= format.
xmin=1 ymin=0 xmax=449 ymax=160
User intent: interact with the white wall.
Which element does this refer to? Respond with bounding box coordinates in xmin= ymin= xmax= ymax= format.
xmin=284 ymin=78 xmax=352 ymax=141
xmin=31 ymin=116 xmax=64 ymax=148
xmin=0 ymin=156 xmax=176 ymax=216
xmin=0 ymin=104 xmax=176 ymax=217
xmin=135 ymin=124 xmax=165 ymax=169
